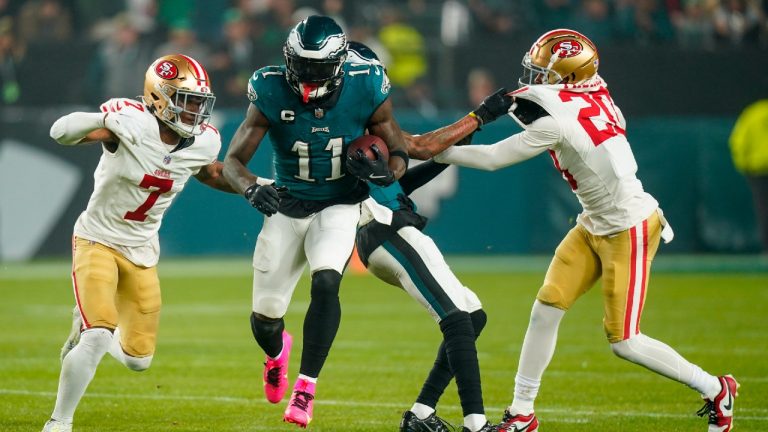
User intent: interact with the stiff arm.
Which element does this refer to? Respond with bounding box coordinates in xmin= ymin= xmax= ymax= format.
xmin=404 ymin=115 xmax=480 ymax=160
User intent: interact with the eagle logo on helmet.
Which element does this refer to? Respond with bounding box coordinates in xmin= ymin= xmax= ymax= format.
xmin=155 ymin=61 xmax=178 ymax=80
xmin=552 ymin=40 xmax=583 ymax=58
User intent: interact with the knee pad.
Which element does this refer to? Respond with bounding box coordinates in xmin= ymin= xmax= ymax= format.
xmin=311 ymin=269 xmax=342 ymax=298
xmin=124 ymin=354 xmax=153 ymax=371
xmin=250 ymin=312 xmax=284 ymax=339
xmin=439 ymin=311 xmax=474 ymax=340
xmin=469 ymin=309 xmax=487 ymax=337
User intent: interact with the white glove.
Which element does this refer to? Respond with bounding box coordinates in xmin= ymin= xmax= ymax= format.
xmin=104 ymin=111 xmax=143 ymax=146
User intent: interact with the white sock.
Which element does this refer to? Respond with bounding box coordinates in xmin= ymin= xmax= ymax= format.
xmin=464 ymin=413 xmax=488 ymax=431
xmin=410 ymin=402 xmax=435 ymax=420
xmin=611 ymin=334 xmax=721 ymax=399
xmin=510 ymin=374 xmax=539 ymax=415
xmin=51 ymin=328 xmax=112 ymax=423
xmin=510 ymin=301 xmax=564 ymax=415
xmin=107 ymin=328 xmax=153 ymax=372
xmin=297 ymin=374 xmax=317 ymax=384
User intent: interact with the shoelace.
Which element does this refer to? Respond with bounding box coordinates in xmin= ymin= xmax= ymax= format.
xmin=460 ymin=423 xmax=499 ymax=432
xmin=264 ymin=364 xmax=282 ymax=387
xmin=407 ymin=413 xmax=456 ymax=432
xmin=498 ymin=413 xmax=531 ymax=431
xmin=431 ymin=414 xmax=458 ymax=432
xmin=697 ymin=400 xmax=717 ymax=424
xmin=290 ymin=391 xmax=314 ymax=411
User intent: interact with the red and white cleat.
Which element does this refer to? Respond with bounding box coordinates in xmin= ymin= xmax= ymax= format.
xmin=497 ymin=410 xmax=539 ymax=432
xmin=698 ymin=374 xmax=739 ymax=432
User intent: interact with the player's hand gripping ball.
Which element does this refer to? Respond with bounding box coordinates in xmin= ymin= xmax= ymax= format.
xmin=346 ymin=134 xmax=389 ymax=161
xmin=346 ymin=135 xmax=394 ymax=186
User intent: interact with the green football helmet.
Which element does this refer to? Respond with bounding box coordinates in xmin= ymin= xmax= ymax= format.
xmin=283 ymin=15 xmax=348 ymax=103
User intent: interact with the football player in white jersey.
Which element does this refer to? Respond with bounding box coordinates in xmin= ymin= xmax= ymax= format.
xmin=409 ymin=29 xmax=738 ymax=432
xmin=42 ymin=54 xmax=234 ymax=432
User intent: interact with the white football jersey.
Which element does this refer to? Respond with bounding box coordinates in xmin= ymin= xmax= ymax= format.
xmin=511 ymin=78 xmax=658 ymax=235
xmin=73 ymin=98 xmax=221 ymax=266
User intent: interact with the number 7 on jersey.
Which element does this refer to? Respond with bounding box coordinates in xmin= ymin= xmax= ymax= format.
xmin=124 ymin=174 xmax=174 ymax=222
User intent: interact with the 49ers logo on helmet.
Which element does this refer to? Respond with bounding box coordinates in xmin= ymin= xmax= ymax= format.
xmin=552 ymin=40 xmax=583 ymax=58
xmin=155 ymin=60 xmax=178 ymax=79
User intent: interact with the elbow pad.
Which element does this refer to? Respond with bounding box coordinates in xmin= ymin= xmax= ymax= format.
xmin=50 ymin=112 xmax=106 ymax=146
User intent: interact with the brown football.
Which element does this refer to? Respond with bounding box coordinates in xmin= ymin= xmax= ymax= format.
xmin=347 ymin=134 xmax=389 ymax=161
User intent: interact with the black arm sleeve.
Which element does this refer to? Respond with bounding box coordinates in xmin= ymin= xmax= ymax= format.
xmin=399 ymin=160 xmax=451 ymax=195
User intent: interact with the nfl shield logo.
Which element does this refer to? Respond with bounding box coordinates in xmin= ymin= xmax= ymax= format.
xmin=314 ymin=108 xmax=324 ymax=119
xmin=163 ymin=155 xmax=172 ymax=165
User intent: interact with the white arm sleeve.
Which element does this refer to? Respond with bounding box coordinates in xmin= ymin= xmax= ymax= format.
xmin=434 ymin=116 xmax=560 ymax=171
xmin=49 ymin=112 xmax=106 ymax=146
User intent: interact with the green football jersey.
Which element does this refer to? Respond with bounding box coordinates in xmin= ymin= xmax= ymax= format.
xmin=247 ymin=62 xmax=391 ymax=200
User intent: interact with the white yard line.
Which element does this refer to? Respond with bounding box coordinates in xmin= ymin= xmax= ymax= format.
xmin=3 ymin=388 xmax=766 ymax=421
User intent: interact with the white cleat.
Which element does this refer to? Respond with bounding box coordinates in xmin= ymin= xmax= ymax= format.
xmin=60 ymin=306 xmax=83 ymax=362
xmin=42 ymin=419 xmax=72 ymax=432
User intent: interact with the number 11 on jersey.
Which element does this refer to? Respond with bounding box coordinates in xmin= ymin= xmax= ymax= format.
xmin=291 ymin=137 xmax=345 ymax=182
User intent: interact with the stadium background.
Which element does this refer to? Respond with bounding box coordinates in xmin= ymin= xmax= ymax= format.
xmin=1 ymin=0 xmax=767 ymax=260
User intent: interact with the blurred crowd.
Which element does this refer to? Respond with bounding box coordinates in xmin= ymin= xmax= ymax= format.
xmin=0 ymin=0 xmax=766 ymax=110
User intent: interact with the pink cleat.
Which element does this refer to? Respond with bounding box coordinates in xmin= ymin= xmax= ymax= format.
xmin=698 ymin=374 xmax=739 ymax=432
xmin=263 ymin=330 xmax=293 ymax=403
xmin=283 ymin=378 xmax=316 ymax=428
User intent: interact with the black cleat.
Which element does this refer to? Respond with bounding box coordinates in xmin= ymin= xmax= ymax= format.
xmin=462 ymin=422 xmax=499 ymax=432
xmin=400 ymin=410 xmax=455 ymax=432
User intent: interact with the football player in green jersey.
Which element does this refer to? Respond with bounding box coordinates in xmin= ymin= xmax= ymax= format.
xmin=347 ymin=41 xmax=512 ymax=432
xmin=222 ymin=16 xmax=408 ymax=428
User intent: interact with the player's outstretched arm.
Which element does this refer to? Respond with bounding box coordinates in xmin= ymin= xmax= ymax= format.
xmin=398 ymin=133 xmax=473 ymax=194
xmin=406 ymin=88 xmax=513 ymax=160
xmin=50 ymin=112 xmax=118 ymax=146
xmin=405 ymin=117 xmax=478 ymax=160
xmin=367 ymin=99 xmax=408 ymax=180
xmin=222 ymin=104 xmax=270 ymax=195
xmin=434 ymin=117 xmax=559 ymax=171
xmin=194 ymin=161 xmax=237 ymax=193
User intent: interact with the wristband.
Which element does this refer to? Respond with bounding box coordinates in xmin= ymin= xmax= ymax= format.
xmin=468 ymin=111 xmax=483 ymax=129
xmin=390 ymin=150 xmax=409 ymax=168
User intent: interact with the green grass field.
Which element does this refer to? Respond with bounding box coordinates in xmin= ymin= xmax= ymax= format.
xmin=1 ymin=258 xmax=767 ymax=431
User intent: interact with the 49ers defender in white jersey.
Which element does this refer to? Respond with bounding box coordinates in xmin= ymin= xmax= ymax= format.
xmin=427 ymin=29 xmax=738 ymax=432
xmin=42 ymin=55 xmax=234 ymax=432
xmin=74 ymin=96 xmax=221 ymax=266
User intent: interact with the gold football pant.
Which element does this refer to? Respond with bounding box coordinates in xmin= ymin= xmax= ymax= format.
xmin=71 ymin=237 xmax=161 ymax=356
xmin=537 ymin=211 xmax=662 ymax=343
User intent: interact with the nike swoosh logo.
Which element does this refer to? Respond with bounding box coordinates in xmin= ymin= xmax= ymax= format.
xmin=723 ymin=392 xmax=733 ymax=411
xmin=369 ymin=175 xmax=388 ymax=179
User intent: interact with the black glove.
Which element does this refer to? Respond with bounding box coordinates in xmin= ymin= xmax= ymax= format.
xmin=471 ymin=87 xmax=513 ymax=127
xmin=244 ymin=183 xmax=282 ymax=216
xmin=346 ymin=146 xmax=395 ymax=186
